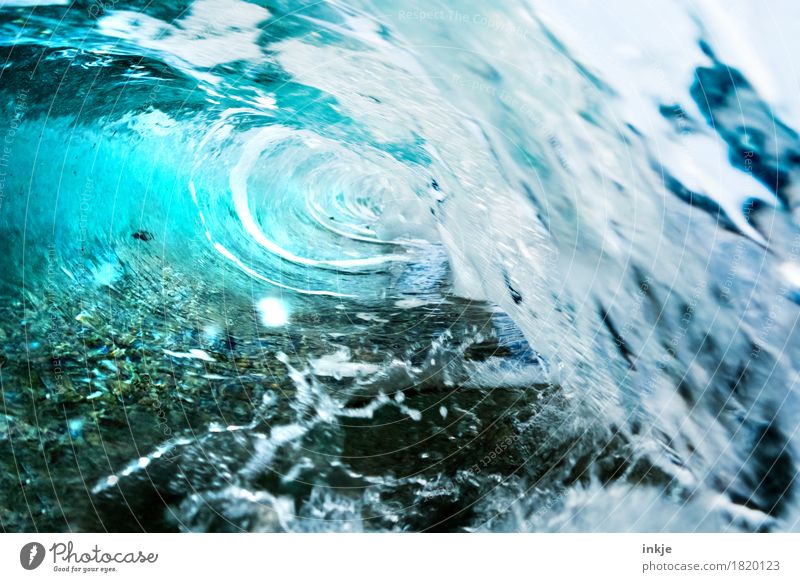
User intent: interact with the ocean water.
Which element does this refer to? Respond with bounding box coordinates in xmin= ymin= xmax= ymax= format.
xmin=1 ymin=0 xmax=799 ymax=532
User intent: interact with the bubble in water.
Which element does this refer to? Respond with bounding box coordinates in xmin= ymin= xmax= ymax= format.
xmin=257 ymin=297 xmax=290 ymax=327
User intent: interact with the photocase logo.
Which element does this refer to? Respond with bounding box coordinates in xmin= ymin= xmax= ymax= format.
xmin=20 ymin=542 xmax=46 ymax=570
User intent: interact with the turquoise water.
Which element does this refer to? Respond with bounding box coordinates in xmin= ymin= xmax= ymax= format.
xmin=1 ymin=0 xmax=800 ymax=532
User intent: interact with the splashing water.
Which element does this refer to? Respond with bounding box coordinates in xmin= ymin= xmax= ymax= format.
xmin=1 ymin=0 xmax=799 ymax=532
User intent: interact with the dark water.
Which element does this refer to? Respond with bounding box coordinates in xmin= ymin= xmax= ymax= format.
xmin=1 ymin=0 xmax=799 ymax=532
